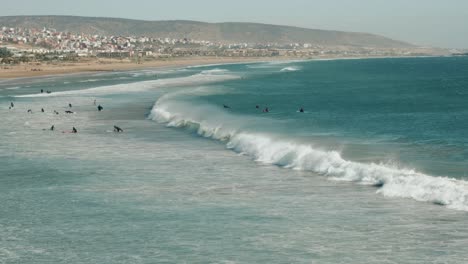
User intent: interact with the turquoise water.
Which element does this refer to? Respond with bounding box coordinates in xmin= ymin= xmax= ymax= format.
xmin=1 ymin=57 xmax=468 ymax=263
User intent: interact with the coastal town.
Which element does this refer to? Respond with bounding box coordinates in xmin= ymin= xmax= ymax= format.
xmin=0 ymin=25 xmax=442 ymax=65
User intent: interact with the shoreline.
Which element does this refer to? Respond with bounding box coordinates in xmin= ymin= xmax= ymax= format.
xmin=0 ymin=57 xmax=290 ymax=80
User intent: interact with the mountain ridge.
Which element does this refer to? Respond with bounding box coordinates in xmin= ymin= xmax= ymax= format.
xmin=0 ymin=15 xmax=414 ymax=48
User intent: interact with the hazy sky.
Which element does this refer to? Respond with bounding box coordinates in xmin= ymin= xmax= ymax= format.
xmin=1 ymin=0 xmax=467 ymax=49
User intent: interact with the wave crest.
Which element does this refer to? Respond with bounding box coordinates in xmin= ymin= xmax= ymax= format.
xmin=280 ymin=66 xmax=301 ymax=72
xmin=149 ymin=97 xmax=468 ymax=211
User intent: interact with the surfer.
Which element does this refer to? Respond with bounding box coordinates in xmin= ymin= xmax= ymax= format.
xmin=65 ymin=110 xmax=74 ymax=114
xmin=10 ymin=102 xmax=14 ymax=108
xmin=113 ymin=125 xmax=123 ymax=133
xmin=46 ymin=91 xmax=51 ymax=94
xmin=97 ymin=105 xmax=103 ymax=111
xmin=41 ymin=89 xmax=43 ymax=93
xmin=68 ymin=103 xmax=72 ymax=108
xmin=299 ymin=107 xmax=304 ymax=113
xmin=72 ymin=127 xmax=77 ymax=133
xmin=50 ymin=125 xmax=55 ymax=131
xmin=27 ymin=109 xmax=32 ymax=113
xmin=263 ymin=107 xmax=269 ymax=113
xmin=256 ymin=105 xmax=260 ymax=109
xmin=223 ymin=104 xmax=230 ymax=109
xmin=41 ymin=108 xmax=45 ymax=113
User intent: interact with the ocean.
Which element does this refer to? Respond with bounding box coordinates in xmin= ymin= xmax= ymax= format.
xmin=1 ymin=57 xmax=468 ymax=263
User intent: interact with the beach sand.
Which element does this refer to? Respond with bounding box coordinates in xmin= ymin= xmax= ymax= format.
xmin=0 ymin=57 xmax=283 ymax=79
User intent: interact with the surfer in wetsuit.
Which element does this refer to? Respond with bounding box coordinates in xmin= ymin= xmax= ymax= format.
xmin=68 ymin=103 xmax=72 ymax=108
xmin=10 ymin=102 xmax=14 ymax=108
xmin=41 ymin=108 xmax=44 ymax=113
xmin=299 ymin=107 xmax=304 ymax=113
xmin=263 ymin=107 xmax=269 ymax=113
xmin=27 ymin=109 xmax=32 ymax=113
xmin=256 ymin=105 xmax=260 ymax=109
xmin=50 ymin=125 xmax=55 ymax=131
xmin=113 ymin=125 xmax=123 ymax=133
xmin=97 ymin=105 xmax=103 ymax=111
xmin=72 ymin=127 xmax=77 ymax=133
xmin=223 ymin=104 xmax=230 ymax=109
xmin=41 ymin=89 xmax=43 ymax=93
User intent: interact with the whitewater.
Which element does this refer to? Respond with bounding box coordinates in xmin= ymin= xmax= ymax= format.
xmin=150 ymin=91 xmax=468 ymax=211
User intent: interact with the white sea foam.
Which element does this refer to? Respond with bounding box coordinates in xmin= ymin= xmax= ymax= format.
xmin=280 ymin=66 xmax=301 ymax=72
xmin=15 ymin=71 xmax=239 ymax=98
xmin=149 ymin=97 xmax=468 ymax=211
xmin=199 ymin=68 xmax=230 ymax=75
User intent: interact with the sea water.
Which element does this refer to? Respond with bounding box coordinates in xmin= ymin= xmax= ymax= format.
xmin=1 ymin=57 xmax=468 ymax=263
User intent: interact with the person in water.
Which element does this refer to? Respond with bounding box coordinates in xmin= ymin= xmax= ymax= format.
xmin=72 ymin=127 xmax=77 ymax=133
xmin=41 ymin=108 xmax=44 ymax=113
xmin=263 ymin=107 xmax=269 ymax=113
xmin=223 ymin=104 xmax=230 ymax=109
xmin=41 ymin=89 xmax=43 ymax=93
xmin=27 ymin=109 xmax=32 ymax=113
xmin=68 ymin=103 xmax=72 ymax=108
xmin=113 ymin=125 xmax=123 ymax=133
xmin=65 ymin=110 xmax=74 ymax=114
xmin=50 ymin=125 xmax=55 ymax=131
xmin=256 ymin=105 xmax=260 ymax=109
xmin=97 ymin=105 xmax=103 ymax=111
xmin=299 ymin=107 xmax=304 ymax=113
xmin=10 ymin=102 xmax=14 ymax=108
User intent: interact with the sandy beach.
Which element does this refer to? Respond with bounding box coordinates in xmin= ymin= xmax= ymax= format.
xmin=0 ymin=57 xmax=284 ymax=79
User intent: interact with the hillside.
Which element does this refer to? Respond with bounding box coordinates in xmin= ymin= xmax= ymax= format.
xmin=0 ymin=15 xmax=413 ymax=48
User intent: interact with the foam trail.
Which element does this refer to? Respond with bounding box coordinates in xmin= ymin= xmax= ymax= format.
xmin=149 ymin=96 xmax=468 ymax=211
xmin=16 ymin=71 xmax=239 ymax=98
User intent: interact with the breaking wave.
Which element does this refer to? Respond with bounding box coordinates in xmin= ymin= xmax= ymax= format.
xmin=149 ymin=95 xmax=468 ymax=211
xmin=15 ymin=71 xmax=239 ymax=97
xmin=280 ymin=66 xmax=301 ymax=72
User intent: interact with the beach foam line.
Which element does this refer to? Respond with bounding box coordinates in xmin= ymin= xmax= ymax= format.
xmin=149 ymin=95 xmax=468 ymax=211
xmin=15 ymin=71 xmax=240 ymax=98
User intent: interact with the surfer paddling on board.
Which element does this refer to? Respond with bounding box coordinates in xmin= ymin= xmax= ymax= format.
xmin=299 ymin=107 xmax=304 ymax=113
xmin=113 ymin=125 xmax=123 ymax=133
xmin=97 ymin=105 xmax=103 ymax=111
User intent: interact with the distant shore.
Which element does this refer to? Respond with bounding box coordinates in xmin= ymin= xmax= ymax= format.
xmin=0 ymin=57 xmax=292 ymax=79
xmin=0 ymin=55 xmax=440 ymax=80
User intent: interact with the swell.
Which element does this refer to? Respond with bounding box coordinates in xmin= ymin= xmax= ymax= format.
xmin=149 ymin=95 xmax=468 ymax=211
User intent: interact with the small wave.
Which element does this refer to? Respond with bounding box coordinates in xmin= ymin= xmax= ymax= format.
xmin=78 ymin=79 xmax=103 ymax=83
xmin=280 ymin=66 xmax=301 ymax=72
xmin=199 ymin=68 xmax=230 ymax=75
xmin=5 ymin=86 xmax=21 ymax=90
xmin=149 ymin=97 xmax=468 ymax=211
